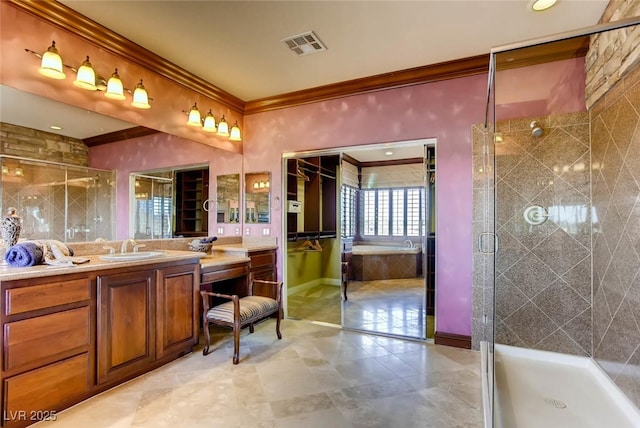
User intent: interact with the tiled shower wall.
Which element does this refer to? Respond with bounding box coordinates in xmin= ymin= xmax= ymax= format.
xmin=473 ymin=112 xmax=593 ymax=356
xmin=591 ymin=64 xmax=640 ymax=408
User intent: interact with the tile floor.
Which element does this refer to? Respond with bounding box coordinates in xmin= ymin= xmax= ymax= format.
xmin=287 ymin=278 xmax=432 ymax=339
xmin=35 ymin=320 xmax=483 ymax=428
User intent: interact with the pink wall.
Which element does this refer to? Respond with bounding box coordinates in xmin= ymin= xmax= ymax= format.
xmin=244 ymin=75 xmax=488 ymax=337
xmin=90 ymin=133 xmax=242 ymax=239
xmin=496 ymin=57 xmax=586 ymax=119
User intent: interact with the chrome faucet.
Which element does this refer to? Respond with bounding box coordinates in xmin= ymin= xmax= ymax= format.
xmin=120 ymin=238 xmax=137 ymax=253
xmin=404 ymin=239 xmax=414 ymax=248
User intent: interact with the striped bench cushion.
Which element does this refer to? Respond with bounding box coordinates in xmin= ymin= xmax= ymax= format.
xmin=206 ymin=295 xmax=278 ymax=324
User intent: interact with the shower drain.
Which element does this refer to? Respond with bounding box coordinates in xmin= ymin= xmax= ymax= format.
xmin=544 ymin=397 xmax=568 ymax=409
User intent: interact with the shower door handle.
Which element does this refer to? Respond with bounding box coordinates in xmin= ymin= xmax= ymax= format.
xmin=478 ymin=232 xmax=497 ymax=254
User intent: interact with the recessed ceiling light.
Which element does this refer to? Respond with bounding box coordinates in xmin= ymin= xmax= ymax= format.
xmin=50 ymin=125 xmax=62 ymax=130
xmin=385 ymin=151 xmax=394 ymax=156
xmin=529 ymin=0 xmax=558 ymax=12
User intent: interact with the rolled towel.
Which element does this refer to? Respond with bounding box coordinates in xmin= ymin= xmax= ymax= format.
xmin=4 ymin=242 xmax=44 ymax=267
xmin=33 ymin=240 xmax=75 ymax=266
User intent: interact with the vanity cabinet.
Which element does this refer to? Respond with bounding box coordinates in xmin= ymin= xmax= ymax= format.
xmin=1 ymin=274 xmax=93 ymax=427
xmin=96 ymin=269 xmax=156 ymax=385
xmin=249 ymin=249 xmax=277 ymax=281
xmin=0 ymin=257 xmax=200 ymax=427
xmin=156 ymin=264 xmax=200 ymax=359
xmin=286 ymin=155 xmax=339 ymax=241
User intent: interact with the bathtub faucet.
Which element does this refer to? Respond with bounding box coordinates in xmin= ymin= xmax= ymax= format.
xmin=404 ymin=239 xmax=414 ymax=248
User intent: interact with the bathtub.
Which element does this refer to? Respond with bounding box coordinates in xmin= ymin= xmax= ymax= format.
xmin=350 ymin=244 xmax=422 ymax=280
xmin=481 ymin=342 xmax=640 ymax=428
xmin=351 ymin=244 xmax=421 ymax=255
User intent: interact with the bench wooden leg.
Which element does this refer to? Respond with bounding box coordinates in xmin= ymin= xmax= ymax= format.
xmin=202 ymin=319 xmax=211 ymax=356
xmin=233 ymin=319 xmax=241 ymax=365
xmin=276 ymin=314 xmax=282 ymax=340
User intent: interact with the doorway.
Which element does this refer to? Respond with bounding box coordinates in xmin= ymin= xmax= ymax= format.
xmin=284 ymin=139 xmax=436 ymax=340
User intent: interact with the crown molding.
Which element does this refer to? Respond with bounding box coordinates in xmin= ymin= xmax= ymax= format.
xmin=6 ymin=0 xmax=245 ymax=114
xmin=7 ymin=1 xmax=587 ymax=118
xmin=244 ymin=55 xmax=490 ymax=115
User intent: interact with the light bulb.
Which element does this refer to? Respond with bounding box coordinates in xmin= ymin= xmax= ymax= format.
xmin=203 ymin=110 xmax=217 ymax=132
xmin=217 ymin=115 xmax=230 ymax=137
xmin=39 ymin=41 xmax=66 ymax=79
xmin=229 ymin=121 xmax=242 ymax=141
xmin=131 ymin=79 xmax=151 ymax=109
xmin=105 ymin=68 xmax=126 ymax=100
xmin=187 ymin=103 xmax=202 ymax=127
xmin=73 ymin=56 xmax=97 ymax=90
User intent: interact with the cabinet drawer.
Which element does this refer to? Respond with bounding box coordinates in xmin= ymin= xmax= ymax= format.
xmin=201 ymin=266 xmax=248 ymax=284
xmin=3 ymin=353 xmax=89 ymax=426
xmin=250 ymin=252 xmax=275 ymax=269
xmin=5 ymin=278 xmax=90 ymax=316
xmin=4 ymin=307 xmax=90 ymax=371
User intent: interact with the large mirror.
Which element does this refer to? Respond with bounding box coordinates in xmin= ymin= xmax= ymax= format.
xmin=130 ymin=164 xmax=209 ymax=239
xmin=0 ymin=85 xmax=244 ymax=241
xmin=216 ymin=174 xmax=240 ymax=223
xmin=244 ymin=172 xmax=270 ymax=223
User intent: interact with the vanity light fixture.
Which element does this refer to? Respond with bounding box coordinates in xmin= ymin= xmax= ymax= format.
xmin=26 ymin=42 xmax=152 ymax=109
xmin=180 ymin=107 xmax=241 ymax=140
xmin=217 ymin=115 xmax=230 ymax=137
xmin=229 ymin=121 xmax=242 ymax=141
xmin=187 ymin=103 xmax=202 ymax=127
xmin=203 ymin=110 xmax=217 ymax=132
xmin=130 ymin=80 xmax=151 ymax=109
xmin=105 ymin=68 xmax=126 ymax=100
xmin=38 ymin=41 xmax=65 ymax=79
xmin=73 ymin=56 xmax=97 ymax=90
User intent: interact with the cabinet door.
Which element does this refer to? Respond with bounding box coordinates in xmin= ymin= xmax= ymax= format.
xmin=250 ymin=250 xmax=276 ymax=281
xmin=156 ymin=263 xmax=199 ymax=359
xmin=97 ymin=270 xmax=155 ymax=385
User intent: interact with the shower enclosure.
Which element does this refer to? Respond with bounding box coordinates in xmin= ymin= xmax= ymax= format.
xmin=0 ymin=155 xmax=116 ymax=243
xmin=475 ymin=16 xmax=640 ymax=428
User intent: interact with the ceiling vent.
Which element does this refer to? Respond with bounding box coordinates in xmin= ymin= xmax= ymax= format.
xmin=281 ymin=31 xmax=327 ymax=56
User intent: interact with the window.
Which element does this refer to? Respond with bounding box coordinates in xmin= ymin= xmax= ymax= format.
xmin=341 ymin=185 xmax=357 ymax=237
xmin=363 ymin=187 xmax=424 ymax=237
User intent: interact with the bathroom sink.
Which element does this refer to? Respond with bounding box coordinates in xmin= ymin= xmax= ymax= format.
xmin=99 ymin=251 xmax=164 ymax=262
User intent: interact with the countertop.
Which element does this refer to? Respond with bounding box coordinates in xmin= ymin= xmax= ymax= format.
xmin=0 ymin=250 xmax=250 ymax=281
xmin=211 ymin=243 xmax=278 ymax=254
xmin=199 ymin=253 xmax=251 ymax=268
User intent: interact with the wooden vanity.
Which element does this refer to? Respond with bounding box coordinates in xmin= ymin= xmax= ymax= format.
xmin=0 ymin=252 xmax=203 ymax=427
xmin=210 ymin=244 xmax=277 ymax=281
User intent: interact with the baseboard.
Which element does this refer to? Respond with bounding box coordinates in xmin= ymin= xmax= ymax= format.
xmin=434 ymin=331 xmax=472 ymax=349
xmin=287 ymin=277 xmax=340 ymax=296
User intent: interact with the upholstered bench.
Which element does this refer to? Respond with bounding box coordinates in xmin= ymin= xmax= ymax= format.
xmin=200 ymin=278 xmax=283 ymax=364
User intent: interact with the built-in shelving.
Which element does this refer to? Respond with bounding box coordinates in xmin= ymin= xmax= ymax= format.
xmin=175 ymin=169 xmax=209 ymax=237
xmin=286 ymin=155 xmax=339 ymax=241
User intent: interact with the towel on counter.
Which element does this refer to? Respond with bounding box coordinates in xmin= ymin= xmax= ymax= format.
xmin=4 ymin=241 xmax=44 ymax=267
xmin=34 ymin=240 xmax=75 ymax=266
